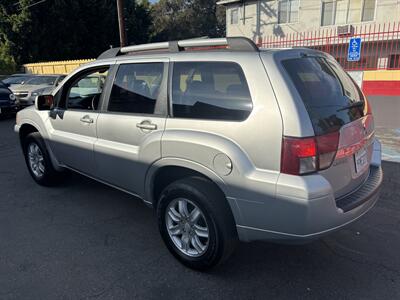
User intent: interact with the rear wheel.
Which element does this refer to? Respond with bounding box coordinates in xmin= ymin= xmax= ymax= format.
xmin=23 ymin=132 xmax=64 ymax=186
xmin=157 ymin=177 xmax=238 ymax=270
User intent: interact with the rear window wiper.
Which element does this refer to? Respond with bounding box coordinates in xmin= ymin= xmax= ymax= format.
xmin=337 ymin=101 xmax=364 ymax=112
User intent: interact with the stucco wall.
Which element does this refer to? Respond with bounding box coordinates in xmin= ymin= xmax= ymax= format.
xmin=225 ymin=0 xmax=400 ymax=41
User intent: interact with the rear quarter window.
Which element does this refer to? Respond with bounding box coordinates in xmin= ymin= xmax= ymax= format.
xmin=282 ymin=57 xmax=365 ymax=135
xmin=171 ymin=62 xmax=253 ymax=121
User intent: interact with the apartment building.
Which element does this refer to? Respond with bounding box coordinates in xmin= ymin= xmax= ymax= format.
xmin=218 ymin=0 xmax=400 ymax=71
xmin=218 ymin=0 xmax=400 ymax=41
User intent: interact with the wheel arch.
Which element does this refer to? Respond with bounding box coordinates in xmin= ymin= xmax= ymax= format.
xmin=145 ymin=158 xmax=243 ymax=225
xmin=18 ymin=121 xmax=63 ymax=171
xmin=19 ymin=123 xmax=40 ymax=146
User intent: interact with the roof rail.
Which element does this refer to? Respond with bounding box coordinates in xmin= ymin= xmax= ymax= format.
xmin=120 ymin=41 xmax=172 ymax=53
xmin=97 ymin=37 xmax=258 ymax=59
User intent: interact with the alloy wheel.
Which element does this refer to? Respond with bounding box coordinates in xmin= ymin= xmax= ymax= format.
xmin=165 ymin=198 xmax=209 ymax=257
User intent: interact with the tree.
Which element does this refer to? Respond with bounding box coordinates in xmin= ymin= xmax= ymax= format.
xmin=0 ymin=0 xmax=32 ymax=73
xmin=150 ymin=0 xmax=225 ymax=41
xmin=0 ymin=0 xmax=226 ymax=73
xmin=20 ymin=0 xmax=153 ymax=62
xmin=125 ymin=0 xmax=153 ymax=45
xmin=26 ymin=0 xmax=120 ymax=62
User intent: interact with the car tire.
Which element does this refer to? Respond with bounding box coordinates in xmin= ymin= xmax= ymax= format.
xmin=157 ymin=176 xmax=238 ymax=270
xmin=23 ymin=132 xmax=63 ymax=186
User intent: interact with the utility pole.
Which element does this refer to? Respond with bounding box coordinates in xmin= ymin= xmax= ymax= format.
xmin=116 ymin=0 xmax=127 ymax=47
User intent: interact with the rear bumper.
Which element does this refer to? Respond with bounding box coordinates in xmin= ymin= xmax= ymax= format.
xmin=237 ymin=168 xmax=383 ymax=244
xmin=336 ymin=166 xmax=382 ymax=212
xmin=235 ymin=140 xmax=383 ymax=243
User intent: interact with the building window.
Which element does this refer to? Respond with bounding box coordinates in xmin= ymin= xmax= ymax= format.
xmin=278 ymin=0 xmax=299 ymax=24
xmin=361 ymin=0 xmax=376 ymax=22
xmin=231 ymin=8 xmax=238 ymax=25
xmin=321 ymin=1 xmax=336 ymax=26
xmin=321 ymin=0 xmax=376 ymax=26
xmin=348 ymin=0 xmax=363 ymax=23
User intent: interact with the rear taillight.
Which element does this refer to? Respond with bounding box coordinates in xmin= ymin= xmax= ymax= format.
xmin=281 ymin=132 xmax=340 ymax=175
xmin=316 ymin=131 xmax=340 ymax=170
xmin=281 ymin=137 xmax=316 ymax=175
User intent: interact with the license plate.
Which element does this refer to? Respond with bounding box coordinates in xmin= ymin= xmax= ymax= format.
xmin=354 ymin=148 xmax=368 ymax=173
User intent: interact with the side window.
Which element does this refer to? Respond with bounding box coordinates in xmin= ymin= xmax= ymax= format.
xmin=66 ymin=68 xmax=109 ymax=110
xmin=108 ymin=63 xmax=164 ymax=114
xmin=171 ymin=62 xmax=252 ymax=121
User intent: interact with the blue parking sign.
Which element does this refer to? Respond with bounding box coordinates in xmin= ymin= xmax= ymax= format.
xmin=348 ymin=37 xmax=362 ymax=62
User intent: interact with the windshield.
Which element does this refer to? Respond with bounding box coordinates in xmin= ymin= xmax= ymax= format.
xmin=25 ymin=76 xmax=57 ymax=86
xmin=282 ymin=57 xmax=365 ymax=135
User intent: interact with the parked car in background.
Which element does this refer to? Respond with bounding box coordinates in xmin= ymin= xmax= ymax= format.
xmin=11 ymin=75 xmax=66 ymax=108
xmin=15 ymin=38 xmax=383 ymax=270
xmin=2 ymin=74 xmax=36 ymax=88
xmin=0 ymin=81 xmax=17 ymax=118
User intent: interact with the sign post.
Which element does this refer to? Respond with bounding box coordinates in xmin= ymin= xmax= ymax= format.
xmin=348 ymin=37 xmax=362 ymax=62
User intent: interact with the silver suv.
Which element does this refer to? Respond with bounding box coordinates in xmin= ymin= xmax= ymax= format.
xmin=15 ymin=37 xmax=383 ymax=270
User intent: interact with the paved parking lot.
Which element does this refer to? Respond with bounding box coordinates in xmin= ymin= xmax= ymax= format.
xmin=369 ymin=96 xmax=400 ymax=162
xmin=0 ymin=117 xmax=399 ymax=299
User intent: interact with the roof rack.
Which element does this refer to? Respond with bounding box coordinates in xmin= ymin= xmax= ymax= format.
xmin=97 ymin=37 xmax=258 ymax=59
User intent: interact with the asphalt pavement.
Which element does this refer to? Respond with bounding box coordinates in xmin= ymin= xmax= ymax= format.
xmin=0 ymin=117 xmax=399 ymax=299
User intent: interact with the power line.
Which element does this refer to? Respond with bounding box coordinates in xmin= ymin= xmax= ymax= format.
xmin=12 ymin=0 xmax=47 ymax=11
xmin=24 ymin=0 xmax=47 ymax=10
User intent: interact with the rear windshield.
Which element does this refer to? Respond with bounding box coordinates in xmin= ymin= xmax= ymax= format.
xmin=282 ymin=57 xmax=365 ymax=135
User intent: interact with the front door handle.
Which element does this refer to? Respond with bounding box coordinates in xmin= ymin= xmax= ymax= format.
xmin=80 ymin=115 xmax=94 ymax=124
xmin=136 ymin=120 xmax=157 ymax=131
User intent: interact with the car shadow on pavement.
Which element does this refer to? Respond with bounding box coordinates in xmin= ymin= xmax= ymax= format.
xmin=37 ymin=161 xmax=399 ymax=299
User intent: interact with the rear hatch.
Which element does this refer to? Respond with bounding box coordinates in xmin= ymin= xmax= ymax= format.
xmin=281 ymin=54 xmax=374 ymax=199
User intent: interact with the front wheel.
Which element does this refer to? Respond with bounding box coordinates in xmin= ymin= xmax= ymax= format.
xmin=157 ymin=177 xmax=238 ymax=270
xmin=23 ymin=132 xmax=63 ymax=186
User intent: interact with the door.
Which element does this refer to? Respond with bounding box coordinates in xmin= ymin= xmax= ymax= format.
xmin=48 ymin=66 xmax=111 ymax=175
xmin=94 ymin=60 xmax=168 ymax=195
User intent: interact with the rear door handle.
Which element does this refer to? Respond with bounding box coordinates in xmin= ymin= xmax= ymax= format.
xmin=80 ymin=115 xmax=94 ymax=124
xmin=136 ymin=121 xmax=157 ymax=131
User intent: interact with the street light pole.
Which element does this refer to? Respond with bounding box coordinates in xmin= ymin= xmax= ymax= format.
xmin=116 ymin=0 xmax=127 ymax=47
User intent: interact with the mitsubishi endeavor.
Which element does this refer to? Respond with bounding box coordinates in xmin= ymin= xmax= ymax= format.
xmin=15 ymin=37 xmax=383 ymax=270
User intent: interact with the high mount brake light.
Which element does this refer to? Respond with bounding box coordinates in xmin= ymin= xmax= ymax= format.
xmin=281 ymin=132 xmax=340 ymax=175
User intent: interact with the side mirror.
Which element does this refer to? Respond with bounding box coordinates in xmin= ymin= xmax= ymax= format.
xmin=35 ymin=95 xmax=54 ymax=111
